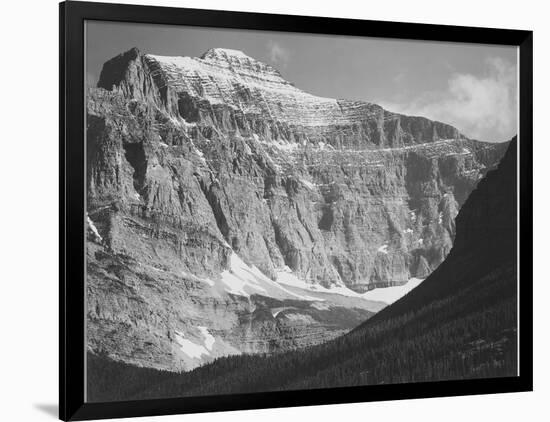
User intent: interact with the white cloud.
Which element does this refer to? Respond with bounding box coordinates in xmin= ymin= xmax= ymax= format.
xmin=267 ymin=41 xmax=290 ymax=69
xmin=381 ymin=58 xmax=517 ymax=142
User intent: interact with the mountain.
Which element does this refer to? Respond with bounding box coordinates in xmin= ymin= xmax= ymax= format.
xmin=86 ymin=47 xmax=508 ymax=371
xmin=87 ymin=138 xmax=517 ymax=402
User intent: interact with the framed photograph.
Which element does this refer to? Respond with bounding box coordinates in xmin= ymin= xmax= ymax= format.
xmin=60 ymin=1 xmax=533 ymax=420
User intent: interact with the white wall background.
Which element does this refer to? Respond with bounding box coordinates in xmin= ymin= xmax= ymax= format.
xmin=0 ymin=0 xmax=546 ymax=420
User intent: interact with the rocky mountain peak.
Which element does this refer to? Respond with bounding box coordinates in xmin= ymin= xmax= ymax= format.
xmin=200 ymin=47 xmax=256 ymax=62
xmin=199 ymin=47 xmax=287 ymax=80
xmin=98 ymin=47 xmax=470 ymax=149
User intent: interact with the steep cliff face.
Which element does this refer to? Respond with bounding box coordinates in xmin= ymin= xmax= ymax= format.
xmin=87 ymin=140 xmax=518 ymax=402
xmin=86 ymin=47 xmax=507 ymax=371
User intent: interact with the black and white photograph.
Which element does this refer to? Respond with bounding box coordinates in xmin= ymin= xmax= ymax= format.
xmin=84 ymin=19 xmax=520 ymax=402
xmin=4 ymin=0 xmax=549 ymax=421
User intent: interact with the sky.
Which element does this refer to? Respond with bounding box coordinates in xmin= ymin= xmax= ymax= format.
xmin=86 ymin=21 xmax=518 ymax=142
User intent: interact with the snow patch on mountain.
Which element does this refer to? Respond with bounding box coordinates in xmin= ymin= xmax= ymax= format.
xmin=220 ymin=253 xmax=269 ymax=297
xmin=377 ymin=244 xmax=389 ymax=254
xmin=87 ymin=216 xmax=102 ymax=242
xmin=220 ymin=253 xmax=319 ymax=301
xmin=198 ymin=326 xmax=215 ymax=351
xmin=277 ymin=267 xmax=424 ymax=305
xmin=362 ymin=278 xmax=424 ymax=304
xmin=300 ymin=179 xmax=317 ymax=190
xmin=310 ymin=302 xmax=331 ymax=311
xmin=175 ymin=331 xmax=210 ymax=359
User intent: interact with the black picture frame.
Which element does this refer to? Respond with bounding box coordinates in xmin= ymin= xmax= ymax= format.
xmin=60 ymin=1 xmax=533 ymax=420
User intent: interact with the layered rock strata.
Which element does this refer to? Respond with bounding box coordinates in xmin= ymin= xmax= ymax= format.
xmin=86 ymin=47 xmax=508 ymax=371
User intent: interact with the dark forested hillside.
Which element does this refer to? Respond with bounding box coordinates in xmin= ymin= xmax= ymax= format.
xmin=88 ymin=139 xmax=517 ymax=402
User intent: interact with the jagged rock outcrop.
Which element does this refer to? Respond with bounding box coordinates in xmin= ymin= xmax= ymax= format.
xmin=86 ymin=47 xmax=508 ymax=371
